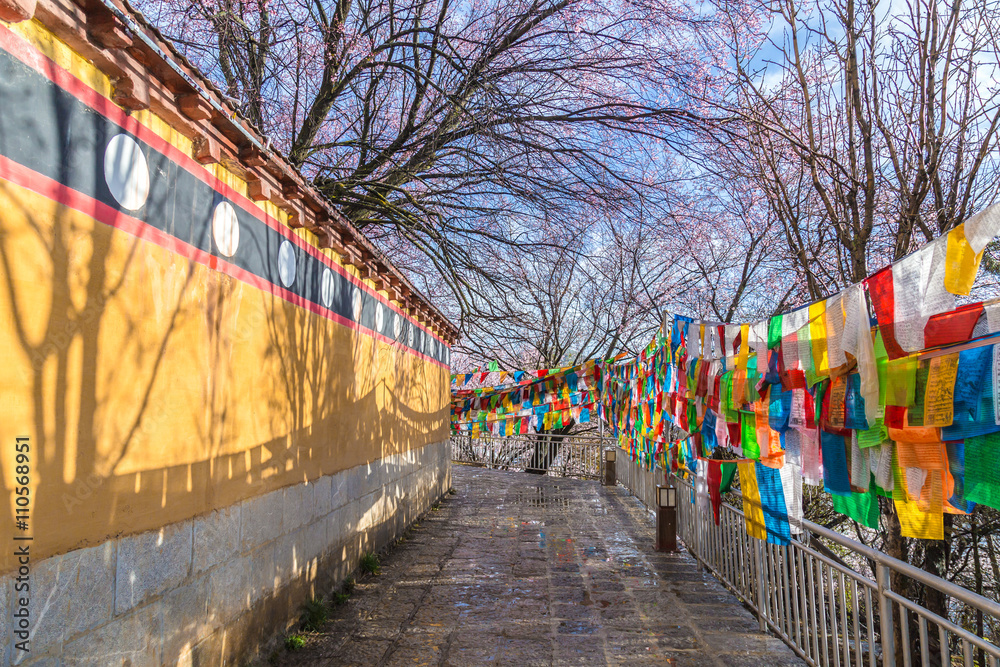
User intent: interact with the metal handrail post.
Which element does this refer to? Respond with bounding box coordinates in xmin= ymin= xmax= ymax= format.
xmin=877 ymin=563 xmax=895 ymax=666
xmin=755 ymin=537 xmax=768 ymax=632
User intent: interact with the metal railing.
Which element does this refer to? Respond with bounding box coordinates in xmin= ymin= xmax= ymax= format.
xmin=615 ymin=453 xmax=1000 ymax=667
xmin=450 ymin=433 xmax=611 ymax=479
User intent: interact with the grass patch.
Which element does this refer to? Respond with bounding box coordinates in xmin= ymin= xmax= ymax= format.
xmin=343 ymin=576 xmax=355 ymax=594
xmin=359 ymin=552 xmax=380 ymax=575
xmin=448 ymin=487 xmax=457 ymax=495
xmin=300 ymin=597 xmax=329 ymax=632
xmin=333 ymin=591 xmax=350 ymax=606
xmin=285 ymin=634 xmax=306 ymax=651
xmin=431 ymin=501 xmax=441 ymax=511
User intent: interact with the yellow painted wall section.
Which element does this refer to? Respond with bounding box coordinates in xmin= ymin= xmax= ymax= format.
xmin=0 ymin=180 xmax=449 ymax=572
xmin=0 ymin=20 xmax=450 ymax=573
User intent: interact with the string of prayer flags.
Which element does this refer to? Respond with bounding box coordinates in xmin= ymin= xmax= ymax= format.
xmin=451 ymin=359 xmax=604 ymax=435
xmin=453 ymin=203 xmax=1000 ymax=543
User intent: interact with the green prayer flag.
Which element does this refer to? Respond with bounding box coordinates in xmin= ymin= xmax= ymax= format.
xmin=906 ymin=361 xmax=931 ymax=426
xmin=741 ymin=411 xmax=760 ymax=459
xmin=719 ymin=462 xmax=738 ymax=493
xmin=746 ymin=356 xmax=760 ymax=403
xmin=857 ymin=418 xmax=887 ymax=449
xmin=814 ymin=380 xmax=827 ymax=426
xmin=874 ymin=332 xmax=888 ymax=404
xmin=886 ymin=356 xmax=917 ymax=407
xmin=768 ymin=315 xmax=783 ymax=350
xmin=966 ymin=432 xmax=1000 ymax=510
xmin=721 ymin=373 xmax=739 ymax=423
xmin=830 ymin=485 xmax=879 ymax=529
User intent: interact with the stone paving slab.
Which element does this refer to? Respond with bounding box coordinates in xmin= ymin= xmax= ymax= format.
xmin=278 ymin=465 xmax=805 ymax=666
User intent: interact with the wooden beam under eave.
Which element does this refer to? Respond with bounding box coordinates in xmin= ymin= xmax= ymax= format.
xmin=89 ymin=12 xmax=132 ymax=49
xmin=344 ymin=244 xmax=365 ymax=270
xmin=320 ymin=228 xmax=347 ymax=255
xmin=0 ymin=0 xmax=36 ymax=22
xmin=178 ymin=94 xmax=213 ymax=121
xmin=282 ymin=179 xmax=304 ymax=200
xmin=239 ymin=144 xmax=267 ymax=168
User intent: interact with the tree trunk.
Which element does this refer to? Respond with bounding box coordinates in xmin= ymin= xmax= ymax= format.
xmin=527 ymin=425 xmax=573 ymax=474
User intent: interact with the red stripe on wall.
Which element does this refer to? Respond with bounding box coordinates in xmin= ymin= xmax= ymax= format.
xmin=0 ymin=23 xmax=450 ymax=348
xmin=0 ymin=153 xmax=448 ymax=369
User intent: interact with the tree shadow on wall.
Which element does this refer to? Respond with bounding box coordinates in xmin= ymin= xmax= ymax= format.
xmin=0 ymin=67 xmax=448 ymax=578
xmin=257 ymin=264 xmax=449 ymax=489
xmin=0 ymin=68 xmax=202 ymax=569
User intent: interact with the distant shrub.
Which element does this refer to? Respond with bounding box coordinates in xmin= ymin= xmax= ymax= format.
xmin=300 ymin=598 xmax=329 ymax=632
xmin=360 ymin=552 xmax=380 ymax=575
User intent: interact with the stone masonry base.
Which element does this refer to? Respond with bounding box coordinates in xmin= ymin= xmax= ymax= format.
xmin=1 ymin=440 xmax=452 ymax=666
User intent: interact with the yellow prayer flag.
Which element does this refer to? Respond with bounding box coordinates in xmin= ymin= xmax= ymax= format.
xmin=809 ymin=300 xmax=829 ymax=376
xmin=944 ymin=224 xmax=984 ymax=295
xmin=738 ymin=462 xmax=768 ymax=540
xmin=923 ymin=353 xmax=958 ymax=427
xmin=737 ymin=323 xmax=750 ymax=371
xmin=892 ymin=455 xmax=943 ymax=539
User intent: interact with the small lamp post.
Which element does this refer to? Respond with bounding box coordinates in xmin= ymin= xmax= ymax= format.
xmin=656 ymin=482 xmax=677 ymax=552
xmin=604 ymin=448 xmax=616 ymax=487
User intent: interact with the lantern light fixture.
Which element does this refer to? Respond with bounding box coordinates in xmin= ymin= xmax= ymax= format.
xmin=658 ymin=484 xmax=676 ymax=508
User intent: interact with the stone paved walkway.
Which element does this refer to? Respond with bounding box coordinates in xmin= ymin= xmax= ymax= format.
xmin=278 ymin=465 xmax=805 ymax=666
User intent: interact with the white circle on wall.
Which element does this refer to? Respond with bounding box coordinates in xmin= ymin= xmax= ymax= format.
xmin=104 ymin=134 xmax=150 ymax=211
xmin=277 ymin=240 xmax=296 ymax=287
xmin=320 ymin=268 xmax=335 ymax=308
xmin=352 ymin=288 xmax=363 ymax=322
xmin=375 ymin=303 xmax=385 ymax=332
xmin=408 ymin=325 xmax=415 ymax=348
xmin=393 ymin=314 xmax=402 ymax=338
xmin=211 ymin=202 xmax=240 ymax=257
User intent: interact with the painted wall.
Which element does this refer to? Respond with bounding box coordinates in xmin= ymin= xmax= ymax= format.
xmin=0 ymin=16 xmax=451 ymax=576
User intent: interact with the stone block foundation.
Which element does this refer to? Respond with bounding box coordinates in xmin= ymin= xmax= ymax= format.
xmin=1 ymin=441 xmax=451 ymax=666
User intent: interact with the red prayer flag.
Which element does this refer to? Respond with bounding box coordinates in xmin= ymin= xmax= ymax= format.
xmin=866 ymin=268 xmax=907 ymax=359
xmin=728 ymin=422 xmax=741 ymax=448
xmin=924 ymin=302 xmax=983 ymax=348
xmin=885 ymin=405 xmax=907 ymax=429
xmin=708 ymin=460 xmax=723 ymax=526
